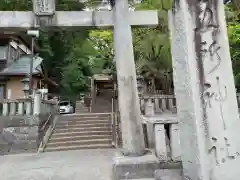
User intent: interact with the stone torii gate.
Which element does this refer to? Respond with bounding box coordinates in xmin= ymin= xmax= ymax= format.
xmin=0 ymin=0 xmax=158 ymax=157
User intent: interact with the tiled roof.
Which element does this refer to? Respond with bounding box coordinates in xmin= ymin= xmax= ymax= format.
xmin=93 ymin=74 xmax=112 ymax=81
xmin=0 ymin=55 xmax=43 ymax=75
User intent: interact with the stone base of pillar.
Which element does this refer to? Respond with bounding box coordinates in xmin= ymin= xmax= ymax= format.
xmin=112 ymin=150 xmax=183 ymax=180
xmin=154 ymin=169 xmax=183 ymax=180
xmin=112 ymin=150 xmax=159 ymax=180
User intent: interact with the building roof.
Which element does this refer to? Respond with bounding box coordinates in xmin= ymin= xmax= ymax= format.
xmin=1 ymin=32 xmax=39 ymax=52
xmin=0 ymin=55 xmax=43 ymax=76
xmin=93 ymin=74 xmax=112 ymax=81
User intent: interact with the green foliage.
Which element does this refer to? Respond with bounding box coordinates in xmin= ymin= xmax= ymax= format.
xmin=226 ymin=5 xmax=240 ymax=88
xmin=61 ymin=64 xmax=88 ymax=94
xmin=134 ymin=0 xmax=172 ymax=11
xmin=229 ymin=23 xmax=240 ymax=87
xmin=59 ymin=31 xmax=97 ymax=95
xmin=0 ymin=0 xmax=32 ymax=10
xmin=133 ymin=0 xmax=172 ymax=82
xmin=232 ymin=0 xmax=240 ymax=10
xmin=88 ymin=30 xmax=114 ymax=74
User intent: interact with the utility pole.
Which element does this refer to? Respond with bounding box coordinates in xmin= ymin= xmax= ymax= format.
xmin=27 ymin=30 xmax=39 ymax=96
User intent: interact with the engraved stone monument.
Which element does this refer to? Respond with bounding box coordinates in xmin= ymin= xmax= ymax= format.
xmin=170 ymin=0 xmax=240 ymax=179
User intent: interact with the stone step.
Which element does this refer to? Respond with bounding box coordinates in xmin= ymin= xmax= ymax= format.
xmin=61 ymin=114 xmax=111 ymax=118
xmin=57 ymin=119 xmax=111 ymax=125
xmin=75 ymin=108 xmax=89 ymax=111
xmin=47 ymin=138 xmax=112 ymax=147
xmin=75 ymin=107 xmax=88 ymax=109
xmin=50 ymin=134 xmax=112 ymax=142
xmin=59 ymin=116 xmax=111 ymax=121
xmin=56 ymin=123 xmax=111 ymax=129
xmin=126 ymin=178 xmax=155 ymax=180
xmin=68 ymin=113 xmax=111 ymax=116
xmin=75 ymin=111 xmax=89 ymax=114
xmin=75 ymin=110 xmax=89 ymax=112
xmin=44 ymin=144 xmax=113 ymax=152
xmin=154 ymin=169 xmax=183 ymax=180
xmin=57 ymin=119 xmax=111 ymax=124
xmin=62 ymin=113 xmax=111 ymax=116
xmin=91 ymin=107 xmax=111 ymax=110
xmin=75 ymin=104 xmax=88 ymax=106
xmin=92 ymin=110 xmax=111 ymax=112
xmin=51 ymin=131 xmax=112 ymax=138
xmin=55 ymin=126 xmax=111 ymax=133
xmin=45 ymin=112 xmax=114 ymax=152
xmin=58 ymin=119 xmax=112 ymax=124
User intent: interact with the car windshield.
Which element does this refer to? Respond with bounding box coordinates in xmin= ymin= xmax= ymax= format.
xmin=60 ymin=102 xmax=70 ymax=106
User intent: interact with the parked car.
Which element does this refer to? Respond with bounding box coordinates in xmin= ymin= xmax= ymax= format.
xmin=59 ymin=101 xmax=74 ymax=114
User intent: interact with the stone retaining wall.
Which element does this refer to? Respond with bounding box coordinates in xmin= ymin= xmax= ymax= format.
xmin=0 ymin=115 xmax=50 ymax=155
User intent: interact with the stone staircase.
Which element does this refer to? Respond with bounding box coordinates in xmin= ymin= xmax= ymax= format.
xmin=44 ymin=113 xmax=113 ymax=152
xmin=75 ymin=100 xmax=89 ymax=114
xmin=91 ymin=89 xmax=113 ymax=113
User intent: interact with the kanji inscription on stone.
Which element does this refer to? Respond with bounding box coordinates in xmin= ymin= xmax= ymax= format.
xmin=32 ymin=0 xmax=55 ymax=16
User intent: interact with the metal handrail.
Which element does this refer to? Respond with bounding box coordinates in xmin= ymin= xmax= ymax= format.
xmin=40 ymin=112 xmax=52 ymax=131
xmin=111 ymin=98 xmax=116 ymax=147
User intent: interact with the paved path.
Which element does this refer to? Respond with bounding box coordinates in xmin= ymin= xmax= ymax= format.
xmin=0 ymin=149 xmax=116 ymax=180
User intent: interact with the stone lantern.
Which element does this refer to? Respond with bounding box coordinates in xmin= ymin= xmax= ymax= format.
xmin=21 ymin=77 xmax=30 ymax=98
xmin=137 ymin=75 xmax=145 ymax=96
xmin=79 ymin=93 xmax=85 ymax=102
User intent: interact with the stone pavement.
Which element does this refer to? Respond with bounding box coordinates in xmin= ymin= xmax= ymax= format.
xmin=0 ymin=149 xmax=116 ymax=180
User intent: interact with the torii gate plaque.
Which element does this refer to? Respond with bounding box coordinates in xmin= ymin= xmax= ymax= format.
xmin=32 ymin=0 xmax=55 ymax=16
